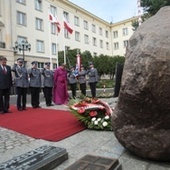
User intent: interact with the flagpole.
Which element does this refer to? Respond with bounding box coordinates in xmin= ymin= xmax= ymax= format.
xmin=63 ymin=28 xmax=66 ymax=64
xmin=55 ymin=11 xmax=59 ymax=68
xmin=48 ymin=8 xmax=53 ymax=70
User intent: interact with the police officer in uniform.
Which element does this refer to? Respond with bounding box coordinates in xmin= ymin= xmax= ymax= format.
xmin=68 ymin=66 xmax=77 ymax=99
xmin=41 ymin=62 xmax=54 ymax=106
xmin=12 ymin=58 xmax=29 ymax=111
xmin=27 ymin=61 xmax=41 ymax=108
xmin=78 ymin=65 xmax=87 ymax=96
xmin=87 ymin=62 xmax=98 ymax=98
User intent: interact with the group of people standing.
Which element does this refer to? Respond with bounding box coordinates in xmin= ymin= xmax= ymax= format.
xmin=0 ymin=55 xmax=98 ymax=114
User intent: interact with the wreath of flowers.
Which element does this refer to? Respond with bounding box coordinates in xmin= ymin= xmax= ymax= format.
xmin=68 ymin=97 xmax=114 ymax=131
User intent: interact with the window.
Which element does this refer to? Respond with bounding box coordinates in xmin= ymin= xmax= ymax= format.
xmin=105 ymin=30 xmax=108 ymax=38
xmin=50 ymin=5 xmax=56 ymax=16
xmin=36 ymin=18 xmax=43 ymax=31
xmin=51 ymin=23 xmax=56 ymax=34
xmin=17 ymin=11 xmax=26 ymax=26
xmin=123 ymin=40 xmax=129 ymax=48
xmin=36 ymin=40 xmax=44 ymax=52
xmin=99 ymin=27 xmax=102 ymax=35
xmin=63 ymin=11 xmax=69 ymax=20
xmin=64 ymin=29 xmax=69 ymax=38
xmin=114 ymin=42 xmax=119 ymax=50
xmin=93 ymin=52 xmax=97 ymax=57
xmin=92 ymin=24 xmax=96 ymax=33
xmin=84 ymin=20 xmax=88 ymax=30
xmin=93 ymin=37 xmax=97 ymax=46
xmin=63 ymin=11 xmax=70 ymax=36
xmin=52 ymin=43 xmax=56 ymax=55
xmin=74 ymin=16 xmax=79 ymax=26
xmin=17 ymin=36 xmax=27 ymax=43
xmin=84 ymin=34 xmax=89 ymax=44
xmin=16 ymin=0 xmax=26 ymax=5
xmin=75 ymin=31 xmax=80 ymax=41
xmin=35 ymin=0 xmax=42 ymax=11
xmin=100 ymin=40 xmax=103 ymax=48
xmin=106 ymin=42 xmax=109 ymax=50
xmin=113 ymin=31 xmax=118 ymax=38
xmin=122 ymin=28 xmax=128 ymax=36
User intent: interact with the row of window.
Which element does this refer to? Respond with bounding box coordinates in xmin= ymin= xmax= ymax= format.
xmin=17 ymin=0 xmax=110 ymax=38
xmin=16 ymin=0 xmax=129 ymax=54
xmin=114 ymin=40 xmax=129 ymax=50
xmin=113 ymin=28 xmax=129 ymax=38
xmin=17 ymin=36 xmax=56 ymax=54
xmin=17 ymin=0 xmax=42 ymax=11
xmin=74 ymin=16 xmax=109 ymax=38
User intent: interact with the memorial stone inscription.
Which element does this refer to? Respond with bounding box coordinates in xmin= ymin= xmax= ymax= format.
xmin=0 ymin=145 xmax=68 ymax=170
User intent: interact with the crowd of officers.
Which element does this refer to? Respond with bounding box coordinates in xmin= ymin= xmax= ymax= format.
xmin=0 ymin=56 xmax=98 ymax=114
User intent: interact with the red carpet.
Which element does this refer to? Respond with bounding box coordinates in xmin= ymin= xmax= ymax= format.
xmin=0 ymin=106 xmax=86 ymax=141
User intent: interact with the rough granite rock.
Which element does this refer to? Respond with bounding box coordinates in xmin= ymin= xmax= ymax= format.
xmin=112 ymin=6 xmax=170 ymax=161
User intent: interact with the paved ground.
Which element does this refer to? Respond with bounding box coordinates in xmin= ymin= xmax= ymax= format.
xmin=0 ymin=94 xmax=170 ymax=169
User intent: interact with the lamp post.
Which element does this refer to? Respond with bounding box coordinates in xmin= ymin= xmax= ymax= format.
xmin=14 ymin=40 xmax=31 ymax=67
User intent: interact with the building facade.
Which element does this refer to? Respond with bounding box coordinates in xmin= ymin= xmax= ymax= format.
xmin=0 ymin=0 xmax=137 ymax=68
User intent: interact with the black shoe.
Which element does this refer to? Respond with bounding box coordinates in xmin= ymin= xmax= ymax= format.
xmin=5 ymin=110 xmax=12 ymax=113
xmin=49 ymin=104 xmax=54 ymax=106
xmin=18 ymin=108 xmax=23 ymax=111
xmin=0 ymin=111 xmax=5 ymax=114
xmin=46 ymin=104 xmax=50 ymax=107
xmin=22 ymin=107 xmax=27 ymax=110
xmin=33 ymin=106 xmax=37 ymax=109
xmin=36 ymin=106 xmax=41 ymax=108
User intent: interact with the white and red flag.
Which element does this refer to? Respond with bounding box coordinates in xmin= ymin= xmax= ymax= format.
xmin=76 ymin=53 xmax=81 ymax=72
xmin=49 ymin=12 xmax=61 ymax=33
xmin=63 ymin=18 xmax=73 ymax=34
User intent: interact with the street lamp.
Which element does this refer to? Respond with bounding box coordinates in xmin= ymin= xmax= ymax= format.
xmin=13 ymin=40 xmax=31 ymax=67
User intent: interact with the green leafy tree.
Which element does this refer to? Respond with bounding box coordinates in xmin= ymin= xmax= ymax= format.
xmin=81 ymin=50 xmax=93 ymax=69
xmin=132 ymin=19 xmax=139 ymax=31
xmin=141 ymin=0 xmax=170 ymax=16
xmin=132 ymin=0 xmax=170 ymax=30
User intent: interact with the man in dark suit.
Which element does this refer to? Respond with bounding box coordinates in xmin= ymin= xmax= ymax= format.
xmin=0 ymin=56 xmax=12 ymax=114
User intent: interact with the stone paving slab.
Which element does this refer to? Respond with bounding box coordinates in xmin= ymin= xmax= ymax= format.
xmin=64 ymin=154 xmax=120 ymax=170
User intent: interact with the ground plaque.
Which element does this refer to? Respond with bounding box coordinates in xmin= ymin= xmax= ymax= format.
xmin=0 ymin=145 xmax=68 ymax=170
xmin=65 ymin=154 xmax=121 ymax=170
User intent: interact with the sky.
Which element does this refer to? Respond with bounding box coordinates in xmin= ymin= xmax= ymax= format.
xmin=68 ymin=0 xmax=138 ymax=23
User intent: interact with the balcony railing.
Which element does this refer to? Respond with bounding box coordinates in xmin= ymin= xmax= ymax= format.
xmin=0 ymin=42 xmax=6 ymax=48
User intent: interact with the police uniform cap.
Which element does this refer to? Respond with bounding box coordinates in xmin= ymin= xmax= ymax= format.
xmin=31 ymin=61 xmax=38 ymax=65
xmin=45 ymin=62 xmax=50 ymax=66
xmin=89 ymin=62 xmax=93 ymax=65
xmin=17 ymin=58 xmax=23 ymax=62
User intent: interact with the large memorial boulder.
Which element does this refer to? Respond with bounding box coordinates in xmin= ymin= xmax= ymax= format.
xmin=112 ymin=6 xmax=170 ymax=161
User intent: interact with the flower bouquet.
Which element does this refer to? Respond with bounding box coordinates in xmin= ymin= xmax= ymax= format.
xmin=68 ymin=97 xmax=113 ymax=131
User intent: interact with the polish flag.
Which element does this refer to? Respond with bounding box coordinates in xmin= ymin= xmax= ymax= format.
xmin=49 ymin=12 xmax=61 ymax=33
xmin=63 ymin=18 xmax=73 ymax=34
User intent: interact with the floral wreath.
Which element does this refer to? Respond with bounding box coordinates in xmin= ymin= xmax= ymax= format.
xmin=68 ymin=97 xmax=114 ymax=131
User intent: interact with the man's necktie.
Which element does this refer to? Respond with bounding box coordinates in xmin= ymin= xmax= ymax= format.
xmin=3 ymin=66 xmax=6 ymax=74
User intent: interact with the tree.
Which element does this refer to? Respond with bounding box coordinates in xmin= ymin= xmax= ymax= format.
xmin=141 ymin=0 xmax=170 ymax=16
xmin=81 ymin=50 xmax=93 ymax=69
xmin=132 ymin=0 xmax=170 ymax=30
